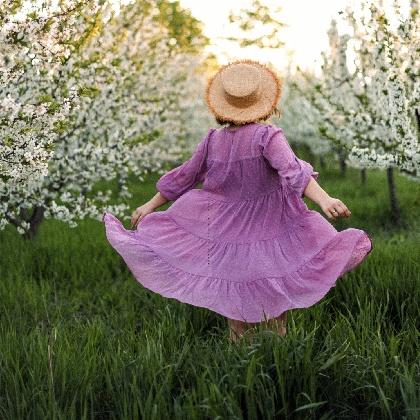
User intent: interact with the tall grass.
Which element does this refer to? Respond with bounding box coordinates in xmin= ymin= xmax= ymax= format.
xmin=0 ymin=165 xmax=419 ymax=419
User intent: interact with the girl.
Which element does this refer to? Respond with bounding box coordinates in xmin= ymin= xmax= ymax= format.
xmin=103 ymin=59 xmax=373 ymax=343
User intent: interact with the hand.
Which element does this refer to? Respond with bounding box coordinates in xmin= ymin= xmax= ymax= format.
xmin=131 ymin=203 xmax=154 ymax=229
xmin=319 ymin=196 xmax=351 ymax=220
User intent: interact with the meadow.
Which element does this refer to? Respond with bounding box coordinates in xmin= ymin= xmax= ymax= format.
xmin=0 ymin=159 xmax=419 ymax=419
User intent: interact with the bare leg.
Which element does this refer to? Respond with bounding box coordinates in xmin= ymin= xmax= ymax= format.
xmin=267 ymin=311 xmax=287 ymax=337
xmin=227 ymin=318 xmax=255 ymax=343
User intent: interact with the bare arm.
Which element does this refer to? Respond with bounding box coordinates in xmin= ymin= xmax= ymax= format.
xmin=148 ymin=191 xmax=169 ymax=210
xmin=303 ymin=177 xmax=351 ymax=220
xmin=129 ymin=129 xmax=214 ymax=229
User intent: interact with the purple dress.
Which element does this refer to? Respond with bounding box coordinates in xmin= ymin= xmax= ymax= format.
xmin=103 ymin=122 xmax=373 ymax=322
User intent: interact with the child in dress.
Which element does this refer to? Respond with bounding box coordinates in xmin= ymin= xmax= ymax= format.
xmin=103 ymin=60 xmax=373 ymax=343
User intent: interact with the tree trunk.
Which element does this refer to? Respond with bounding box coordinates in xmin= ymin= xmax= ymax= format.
xmin=338 ymin=150 xmax=346 ymax=177
xmin=319 ymin=156 xmax=326 ymax=169
xmin=24 ymin=206 xmax=45 ymax=240
xmin=386 ymin=167 xmax=402 ymax=226
xmin=360 ymin=168 xmax=367 ymax=185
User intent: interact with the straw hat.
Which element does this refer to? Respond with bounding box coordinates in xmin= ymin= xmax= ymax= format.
xmin=205 ymin=59 xmax=282 ymax=125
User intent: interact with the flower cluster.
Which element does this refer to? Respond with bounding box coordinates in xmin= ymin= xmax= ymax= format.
xmin=278 ymin=0 xmax=419 ymax=180
xmin=0 ymin=0 xmax=90 ymax=183
xmin=0 ymin=0 xmax=212 ymax=236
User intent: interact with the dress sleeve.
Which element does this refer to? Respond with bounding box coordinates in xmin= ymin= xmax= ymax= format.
xmin=156 ymin=128 xmax=215 ymax=201
xmin=259 ymin=125 xmax=319 ymax=198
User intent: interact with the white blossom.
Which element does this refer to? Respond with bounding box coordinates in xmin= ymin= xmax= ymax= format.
xmin=1 ymin=0 xmax=213 ymax=236
xmin=280 ymin=0 xmax=419 ymax=180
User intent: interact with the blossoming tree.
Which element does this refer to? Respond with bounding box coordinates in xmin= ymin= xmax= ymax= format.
xmin=0 ymin=0 xmax=99 ymax=184
xmin=273 ymin=73 xmax=332 ymax=169
xmin=0 ymin=0 xmax=212 ymax=238
xmin=283 ymin=0 xmax=419 ymax=224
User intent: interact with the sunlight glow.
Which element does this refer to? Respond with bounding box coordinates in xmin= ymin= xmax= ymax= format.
xmin=178 ymin=0 xmax=408 ymax=74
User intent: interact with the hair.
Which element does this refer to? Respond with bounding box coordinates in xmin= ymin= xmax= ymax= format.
xmin=214 ymin=107 xmax=282 ymax=127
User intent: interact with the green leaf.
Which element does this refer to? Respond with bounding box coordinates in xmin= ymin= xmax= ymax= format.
xmin=78 ymin=85 xmax=101 ymax=98
xmin=38 ymin=94 xmax=53 ymax=103
xmin=294 ymin=401 xmax=328 ymax=412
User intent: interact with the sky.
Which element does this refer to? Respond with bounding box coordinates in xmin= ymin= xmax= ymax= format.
xmin=177 ymin=0 xmax=399 ymax=73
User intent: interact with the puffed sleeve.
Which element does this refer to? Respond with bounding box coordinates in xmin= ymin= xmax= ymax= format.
xmin=156 ymin=128 xmax=216 ymax=201
xmin=259 ymin=125 xmax=319 ymax=198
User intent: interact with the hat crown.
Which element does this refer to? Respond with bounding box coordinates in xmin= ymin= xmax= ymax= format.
xmin=205 ymin=59 xmax=281 ymax=125
xmin=220 ymin=63 xmax=261 ymax=98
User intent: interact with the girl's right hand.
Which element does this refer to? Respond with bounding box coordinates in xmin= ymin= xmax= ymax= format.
xmin=319 ymin=196 xmax=351 ymax=220
xmin=131 ymin=203 xmax=155 ymax=229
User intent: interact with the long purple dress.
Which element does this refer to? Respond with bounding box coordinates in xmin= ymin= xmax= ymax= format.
xmin=103 ymin=122 xmax=373 ymax=322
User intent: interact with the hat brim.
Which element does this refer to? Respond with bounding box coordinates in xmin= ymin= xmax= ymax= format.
xmin=205 ymin=59 xmax=282 ymax=125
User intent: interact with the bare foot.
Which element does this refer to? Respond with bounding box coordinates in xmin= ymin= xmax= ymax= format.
xmin=227 ymin=312 xmax=288 ymax=342
xmin=276 ymin=325 xmax=287 ymax=337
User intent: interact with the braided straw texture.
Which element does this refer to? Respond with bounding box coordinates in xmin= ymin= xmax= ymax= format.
xmin=205 ymin=59 xmax=282 ymax=125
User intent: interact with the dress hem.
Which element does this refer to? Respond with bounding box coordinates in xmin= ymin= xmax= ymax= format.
xmin=103 ymin=212 xmax=373 ymax=323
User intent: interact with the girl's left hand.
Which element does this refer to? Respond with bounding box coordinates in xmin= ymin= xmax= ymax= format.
xmin=131 ymin=203 xmax=154 ymax=229
xmin=319 ymin=196 xmax=351 ymax=220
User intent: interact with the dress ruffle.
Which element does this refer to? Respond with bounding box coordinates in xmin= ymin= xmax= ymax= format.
xmin=103 ymin=123 xmax=373 ymax=322
xmin=103 ymin=211 xmax=373 ymax=322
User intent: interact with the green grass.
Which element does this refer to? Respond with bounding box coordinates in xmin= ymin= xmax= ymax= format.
xmin=0 ymin=164 xmax=419 ymax=419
